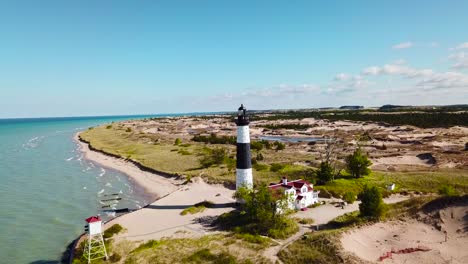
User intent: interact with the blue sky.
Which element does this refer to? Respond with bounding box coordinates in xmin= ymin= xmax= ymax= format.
xmin=1 ymin=1 xmax=468 ymax=118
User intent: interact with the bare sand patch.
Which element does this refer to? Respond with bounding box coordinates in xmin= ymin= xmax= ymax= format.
xmin=372 ymin=155 xmax=432 ymax=167
xmin=109 ymin=178 xmax=235 ymax=242
xmin=341 ymin=206 xmax=468 ymax=263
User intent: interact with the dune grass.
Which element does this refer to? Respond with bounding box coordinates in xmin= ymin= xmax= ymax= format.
xmin=80 ymin=124 xmax=468 ymax=195
xmin=111 ymin=234 xmax=271 ymax=264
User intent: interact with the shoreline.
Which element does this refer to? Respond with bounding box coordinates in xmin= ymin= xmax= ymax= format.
xmin=74 ymin=133 xmax=181 ymax=202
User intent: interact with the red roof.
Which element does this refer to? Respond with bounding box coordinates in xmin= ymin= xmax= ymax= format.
xmin=85 ymin=216 xmax=101 ymax=223
xmin=268 ymin=179 xmax=313 ymax=192
xmin=296 ymin=195 xmax=304 ymax=201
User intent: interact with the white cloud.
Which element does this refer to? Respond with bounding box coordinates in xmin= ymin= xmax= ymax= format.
xmin=334 ymin=73 xmax=350 ymax=81
xmin=448 ymin=51 xmax=468 ymax=69
xmin=392 ymin=41 xmax=413 ymax=49
xmin=362 ymin=66 xmax=381 ymax=75
xmin=455 ymin=42 xmax=468 ymax=50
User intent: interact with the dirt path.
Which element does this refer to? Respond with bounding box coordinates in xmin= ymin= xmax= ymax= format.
xmin=262 ymin=224 xmax=310 ymax=264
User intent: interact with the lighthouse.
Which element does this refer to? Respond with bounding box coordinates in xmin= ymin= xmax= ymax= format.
xmin=235 ymin=104 xmax=253 ymax=190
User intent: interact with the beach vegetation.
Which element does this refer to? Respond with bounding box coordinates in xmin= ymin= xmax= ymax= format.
xmin=174 ymin=138 xmax=182 ymax=145
xmin=261 ymin=123 xmax=312 ymax=130
xmin=253 ymin=163 xmax=269 ymax=171
xmin=250 ymin=141 xmax=264 ymax=151
xmin=274 ymin=141 xmax=286 ymax=151
xmin=438 ymin=184 xmax=459 ymax=196
xmin=345 ymin=148 xmax=372 ymax=178
xmin=178 ymin=149 xmax=191 ymax=155
xmin=184 ymin=248 xmax=237 ymax=264
xmin=342 ymin=191 xmax=356 ymax=204
xmin=131 ymin=240 xmax=164 ymax=254
xmin=277 ymin=230 xmax=344 ymax=264
xmin=315 ymin=161 xmax=334 ymax=184
xmin=199 ymin=147 xmax=229 ymax=168
xmin=109 ymin=253 xmax=122 ymax=262
xmin=106 ymin=125 xmax=112 ymax=129
xmin=181 ymin=200 xmax=214 ymax=215
xmin=269 ymin=163 xmax=286 ymax=172
xmin=192 ymin=133 xmax=236 ymax=145
xmin=125 ymin=127 xmax=132 ymax=132
xmin=358 ymin=185 xmax=387 ymax=219
xmin=103 ymin=224 xmax=124 ymax=239
xmin=215 ymin=185 xmax=298 ymax=239
xmin=256 ymin=152 xmax=264 ymax=161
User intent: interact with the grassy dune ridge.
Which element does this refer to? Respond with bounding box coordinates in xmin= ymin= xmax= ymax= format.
xmin=79 ymin=123 xmax=468 ymax=195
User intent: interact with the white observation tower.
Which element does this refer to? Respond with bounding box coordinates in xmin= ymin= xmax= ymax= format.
xmin=235 ymin=104 xmax=253 ymax=190
xmin=84 ymin=216 xmax=108 ymax=263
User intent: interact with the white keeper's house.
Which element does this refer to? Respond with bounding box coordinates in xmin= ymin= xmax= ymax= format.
xmin=268 ymin=177 xmax=320 ymax=210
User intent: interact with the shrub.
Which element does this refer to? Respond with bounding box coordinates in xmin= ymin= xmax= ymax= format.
xmin=256 ymin=152 xmax=264 ymax=161
xmin=253 ymin=163 xmax=269 ymax=171
xmin=109 ymin=253 xmax=121 ymax=262
xmin=192 ymin=133 xmax=236 ymax=145
xmin=316 ymin=161 xmax=334 ymax=184
xmin=178 ymin=149 xmax=191 ymax=155
xmin=199 ymin=147 xmax=229 ymax=168
xmin=438 ymin=185 xmax=459 ymax=196
xmin=345 ymin=148 xmax=372 ymax=178
xmin=125 ymin=127 xmax=132 ymax=132
xmin=106 ymin=125 xmax=112 ymax=129
xmin=274 ymin=141 xmax=286 ymax=151
xmin=358 ymin=185 xmax=386 ymax=219
xmin=270 ymin=163 xmax=286 ymax=172
xmin=174 ymin=138 xmax=182 ymax=145
xmin=342 ymin=191 xmax=356 ymax=204
xmin=250 ymin=141 xmax=264 ymax=151
xmin=180 ymin=201 xmax=214 ymax=215
xmin=103 ymin=224 xmax=123 ymax=239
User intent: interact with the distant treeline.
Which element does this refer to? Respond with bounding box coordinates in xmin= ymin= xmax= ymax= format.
xmin=323 ymin=112 xmax=468 ymax=128
xmin=192 ymin=133 xmax=236 ymax=144
xmin=261 ymin=124 xmax=312 ymax=130
xmin=252 ymin=111 xmax=468 ymax=128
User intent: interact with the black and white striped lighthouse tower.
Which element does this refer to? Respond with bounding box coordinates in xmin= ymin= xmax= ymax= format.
xmin=235 ymin=104 xmax=253 ymax=190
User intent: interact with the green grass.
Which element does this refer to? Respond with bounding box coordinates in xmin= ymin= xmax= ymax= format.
xmin=80 ymin=124 xmax=468 ymax=194
xmin=183 ymin=248 xmax=237 ymax=264
xmin=315 ymin=170 xmax=468 ymax=197
xmin=103 ymin=224 xmax=124 ymax=239
xmin=180 ymin=200 xmax=215 ymax=215
xmin=111 ymin=234 xmax=270 ymax=264
xmin=278 ymin=230 xmax=345 ymax=264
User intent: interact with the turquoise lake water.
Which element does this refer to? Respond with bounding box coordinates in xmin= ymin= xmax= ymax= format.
xmin=0 ymin=115 xmax=188 ymax=264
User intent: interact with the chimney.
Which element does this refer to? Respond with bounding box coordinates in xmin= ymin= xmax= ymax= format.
xmin=282 ymin=177 xmax=287 ymax=185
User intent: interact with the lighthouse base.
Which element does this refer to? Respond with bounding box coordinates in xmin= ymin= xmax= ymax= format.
xmin=236 ymin=168 xmax=253 ymax=190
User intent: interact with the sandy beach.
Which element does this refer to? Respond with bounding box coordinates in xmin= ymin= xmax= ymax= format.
xmin=75 ymin=133 xmax=180 ymax=201
xmin=75 ymin=133 xmax=236 ymax=242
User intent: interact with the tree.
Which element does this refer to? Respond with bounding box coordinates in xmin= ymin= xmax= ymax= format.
xmin=174 ymin=138 xmax=182 ymax=145
xmin=199 ymin=147 xmax=229 ymax=168
xmin=316 ymin=161 xmax=334 ymax=184
xmin=274 ymin=141 xmax=285 ymax=151
xmin=358 ymin=185 xmax=386 ymax=218
xmin=234 ymin=185 xmax=287 ymax=234
xmin=346 ymin=148 xmax=372 ymax=178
